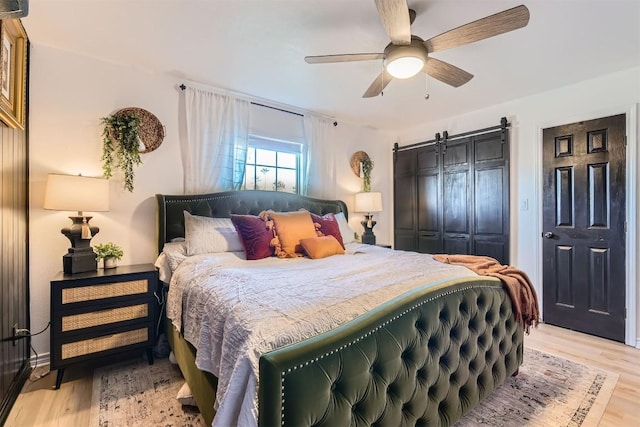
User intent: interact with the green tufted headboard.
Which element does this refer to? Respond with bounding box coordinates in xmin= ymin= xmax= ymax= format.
xmin=259 ymin=277 xmax=524 ymax=426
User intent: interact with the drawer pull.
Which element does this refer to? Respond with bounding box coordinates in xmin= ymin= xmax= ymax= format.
xmin=61 ymin=304 xmax=148 ymax=332
xmin=61 ymin=328 xmax=148 ymax=360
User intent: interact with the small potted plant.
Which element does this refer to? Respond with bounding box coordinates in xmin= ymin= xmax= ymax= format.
xmin=94 ymin=242 xmax=124 ymax=269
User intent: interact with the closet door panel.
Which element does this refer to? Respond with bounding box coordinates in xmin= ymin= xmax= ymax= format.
xmin=443 ymin=171 xmax=469 ymax=234
xmin=444 ymin=238 xmax=470 ymax=255
xmin=473 ymin=131 xmax=509 ymax=264
xmin=475 ymin=168 xmax=504 ymax=235
xmin=417 ymin=145 xmax=441 ymax=253
xmin=417 ymin=174 xmax=441 ymax=253
xmin=394 ymin=149 xmax=417 ymax=251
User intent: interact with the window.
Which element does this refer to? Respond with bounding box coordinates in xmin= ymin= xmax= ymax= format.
xmin=243 ymin=136 xmax=302 ymax=194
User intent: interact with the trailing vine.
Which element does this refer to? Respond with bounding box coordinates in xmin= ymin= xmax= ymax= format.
xmin=361 ymin=158 xmax=374 ymax=192
xmin=101 ymin=113 xmax=142 ymax=192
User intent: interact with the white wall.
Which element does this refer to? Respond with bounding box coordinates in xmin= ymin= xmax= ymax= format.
xmin=394 ymin=66 xmax=640 ymax=345
xmin=28 ymin=44 xmax=394 ymax=357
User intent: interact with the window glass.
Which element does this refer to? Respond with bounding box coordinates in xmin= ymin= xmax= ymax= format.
xmin=244 ymin=136 xmax=301 ymax=193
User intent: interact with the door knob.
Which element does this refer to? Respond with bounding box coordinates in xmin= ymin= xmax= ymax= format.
xmin=543 ymin=231 xmax=555 ymax=239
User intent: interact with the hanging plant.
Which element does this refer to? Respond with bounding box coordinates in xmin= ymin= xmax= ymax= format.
xmin=100 ymin=113 xmax=142 ymax=192
xmin=361 ymin=158 xmax=374 ymax=192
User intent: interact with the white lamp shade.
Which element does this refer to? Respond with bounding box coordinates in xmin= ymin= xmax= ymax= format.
xmin=44 ymin=174 xmax=110 ymax=213
xmin=355 ymin=192 xmax=382 ymax=213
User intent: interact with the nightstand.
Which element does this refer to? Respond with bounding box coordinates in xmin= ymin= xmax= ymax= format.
xmin=50 ymin=264 xmax=158 ymax=389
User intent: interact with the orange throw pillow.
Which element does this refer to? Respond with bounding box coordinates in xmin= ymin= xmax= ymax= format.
xmin=270 ymin=211 xmax=318 ymax=257
xmin=300 ymin=236 xmax=345 ymax=259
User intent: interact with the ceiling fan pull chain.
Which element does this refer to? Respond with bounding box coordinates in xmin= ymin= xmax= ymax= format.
xmin=381 ymin=61 xmax=385 ymax=96
xmin=424 ymin=73 xmax=430 ymax=100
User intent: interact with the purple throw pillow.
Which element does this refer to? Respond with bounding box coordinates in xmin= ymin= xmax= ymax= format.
xmin=310 ymin=212 xmax=345 ymax=249
xmin=230 ymin=214 xmax=274 ymax=260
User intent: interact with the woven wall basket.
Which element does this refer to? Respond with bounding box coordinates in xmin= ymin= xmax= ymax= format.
xmin=350 ymin=150 xmax=370 ymax=177
xmin=112 ymin=107 xmax=165 ymax=153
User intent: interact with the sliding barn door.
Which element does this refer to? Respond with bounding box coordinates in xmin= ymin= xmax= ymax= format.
xmin=393 ymin=128 xmax=509 ymax=263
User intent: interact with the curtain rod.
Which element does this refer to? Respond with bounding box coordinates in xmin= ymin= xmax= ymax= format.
xmin=393 ymin=117 xmax=509 ymax=152
xmin=179 ymin=83 xmax=338 ymax=126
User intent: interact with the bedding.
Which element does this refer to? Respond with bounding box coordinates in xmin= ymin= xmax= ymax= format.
xmin=164 ymin=243 xmax=477 ymax=426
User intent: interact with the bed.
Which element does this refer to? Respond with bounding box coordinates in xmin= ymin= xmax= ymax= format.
xmin=155 ymin=190 xmax=525 ymax=427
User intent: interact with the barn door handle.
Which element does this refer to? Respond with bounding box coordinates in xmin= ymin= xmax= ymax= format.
xmin=543 ymin=231 xmax=555 ymax=239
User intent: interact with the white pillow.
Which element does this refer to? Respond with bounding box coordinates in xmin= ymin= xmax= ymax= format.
xmin=334 ymin=212 xmax=356 ymax=244
xmin=184 ymin=211 xmax=244 ymax=255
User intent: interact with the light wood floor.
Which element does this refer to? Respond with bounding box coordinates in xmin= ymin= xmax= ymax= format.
xmin=5 ymin=323 xmax=640 ymax=426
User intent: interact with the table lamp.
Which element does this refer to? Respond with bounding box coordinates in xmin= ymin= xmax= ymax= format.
xmin=355 ymin=191 xmax=382 ymax=245
xmin=44 ymin=174 xmax=110 ymax=274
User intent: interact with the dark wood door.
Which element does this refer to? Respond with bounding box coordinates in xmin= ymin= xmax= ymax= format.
xmin=417 ymin=144 xmax=442 ymax=254
xmin=442 ymin=137 xmax=472 ymax=255
xmin=393 ymin=149 xmax=417 ymax=251
xmin=542 ymin=114 xmax=626 ymax=342
xmin=473 ymin=131 xmax=510 ymax=263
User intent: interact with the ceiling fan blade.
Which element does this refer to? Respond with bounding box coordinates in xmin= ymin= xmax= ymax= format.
xmin=363 ymin=70 xmax=393 ymax=98
xmin=305 ymin=53 xmax=384 ymax=64
xmin=424 ymin=5 xmax=530 ymax=53
xmin=374 ymin=0 xmax=411 ymax=45
xmin=424 ymin=57 xmax=473 ymax=87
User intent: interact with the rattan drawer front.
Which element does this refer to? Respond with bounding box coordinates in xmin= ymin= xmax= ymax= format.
xmin=61 ymin=304 xmax=148 ymax=332
xmin=61 ymin=279 xmax=149 ymax=304
xmin=61 ymin=328 xmax=148 ymax=360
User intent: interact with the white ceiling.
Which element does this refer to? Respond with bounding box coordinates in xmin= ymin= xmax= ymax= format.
xmin=22 ymin=0 xmax=640 ymax=131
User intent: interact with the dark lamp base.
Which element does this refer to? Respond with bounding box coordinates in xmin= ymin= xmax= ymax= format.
xmin=63 ymin=250 xmax=97 ymax=274
xmin=60 ymin=215 xmax=99 ymax=274
xmin=360 ymin=214 xmax=377 ymax=245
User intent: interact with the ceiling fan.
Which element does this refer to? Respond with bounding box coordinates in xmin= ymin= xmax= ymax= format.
xmin=304 ymin=0 xmax=530 ymax=98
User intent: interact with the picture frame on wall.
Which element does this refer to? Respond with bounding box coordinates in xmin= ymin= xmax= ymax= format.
xmin=0 ymin=19 xmax=26 ymax=130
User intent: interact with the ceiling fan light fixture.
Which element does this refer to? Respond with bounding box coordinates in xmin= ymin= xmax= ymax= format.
xmin=386 ymin=56 xmax=424 ymax=79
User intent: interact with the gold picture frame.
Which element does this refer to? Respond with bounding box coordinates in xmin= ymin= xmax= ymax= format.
xmin=0 ymin=19 xmax=26 ymax=130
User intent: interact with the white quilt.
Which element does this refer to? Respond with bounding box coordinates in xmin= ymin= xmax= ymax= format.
xmin=164 ymin=243 xmax=477 ymax=427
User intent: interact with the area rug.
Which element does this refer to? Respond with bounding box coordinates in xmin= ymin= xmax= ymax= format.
xmin=89 ymin=348 xmax=617 ymax=427
xmin=89 ymin=357 xmax=204 ymax=427
xmin=457 ymin=347 xmax=618 ymax=426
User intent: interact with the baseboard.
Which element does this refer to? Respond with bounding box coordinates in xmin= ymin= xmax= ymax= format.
xmin=31 ymin=351 xmax=50 ymax=368
xmin=0 ymin=361 xmax=31 ymax=425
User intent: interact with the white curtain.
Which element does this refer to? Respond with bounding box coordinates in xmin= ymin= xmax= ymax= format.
xmin=302 ymin=114 xmax=335 ymax=198
xmin=182 ymin=87 xmax=250 ymax=193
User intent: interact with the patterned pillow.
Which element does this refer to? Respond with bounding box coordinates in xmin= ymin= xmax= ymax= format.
xmin=300 ymin=236 xmax=345 ymax=259
xmin=269 ymin=211 xmax=318 ymax=258
xmin=310 ymin=212 xmax=345 ymax=249
xmin=184 ymin=211 xmax=244 ymax=255
xmin=230 ymin=214 xmax=275 ymax=260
